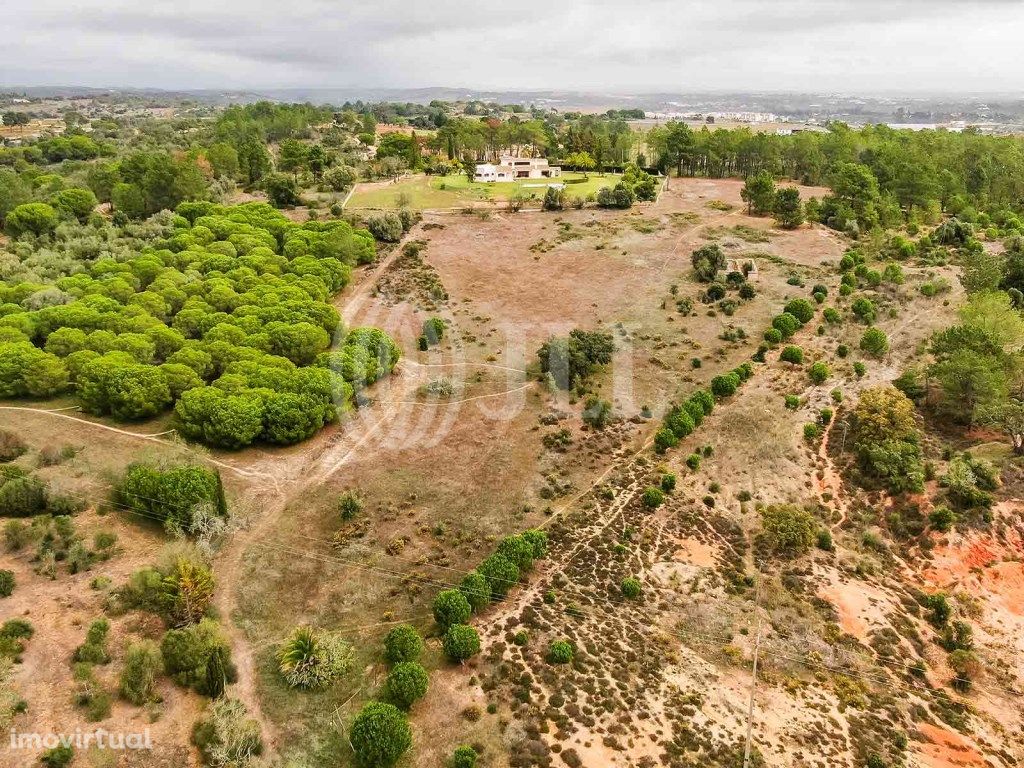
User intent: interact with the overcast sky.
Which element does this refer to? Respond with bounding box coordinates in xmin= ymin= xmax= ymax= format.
xmin=4 ymin=0 xmax=1023 ymax=94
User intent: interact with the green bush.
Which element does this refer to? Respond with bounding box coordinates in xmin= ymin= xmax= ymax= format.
xmin=459 ymin=571 xmax=491 ymax=613
xmin=433 ymin=589 xmax=472 ymax=630
xmin=450 ymin=745 xmax=479 ymax=768
xmin=808 ymin=361 xmax=831 ymax=384
xmin=784 ymin=298 xmax=816 ymax=324
xmin=860 ymin=327 xmax=890 ymax=358
xmin=929 ymin=506 xmax=957 ymax=532
xmin=784 ymin=394 xmax=800 ymax=410
xmin=442 ymin=624 xmax=481 ymax=662
xmin=477 ymin=553 xmax=520 ymax=598
xmin=620 ymin=577 xmax=642 ymax=599
xmin=277 ymin=626 xmax=352 ymax=691
xmin=654 ymin=428 xmax=678 ymax=453
xmin=74 ymin=619 xmax=111 ymax=665
xmin=40 ymin=745 xmax=74 ymax=768
xmin=780 ymin=346 xmax=804 ymax=365
xmin=760 ymin=504 xmax=816 ymax=557
xmin=350 ymin=701 xmax=412 ymax=768
xmin=803 ymin=423 xmax=821 ymax=441
xmin=119 ymin=640 xmax=162 ymax=705
xmin=0 ymin=569 xmax=13 ymax=597
xmin=710 ymin=372 xmax=741 ymax=399
xmin=547 ymin=639 xmax=574 ymax=664
xmin=661 ymin=473 xmax=677 ymax=493
xmin=384 ymin=661 xmax=429 ymax=710
xmin=685 ymin=453 xmax=701 ymax=471
xmin=383 ymin=624 xmax=424 ymax=664
xmin=642 ymin=487 xmax=664 ymax=508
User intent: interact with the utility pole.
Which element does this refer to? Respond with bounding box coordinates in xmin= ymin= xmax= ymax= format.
xmin=742 ymin=577 xmax=763 ymax=768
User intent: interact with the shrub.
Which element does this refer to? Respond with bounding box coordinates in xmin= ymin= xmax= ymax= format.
xmin=784 ymin=394 xmax=800 ymax=410
xmin=803 ymin=423 xmax=821 ymax=440
xmin=383 ymin=624 xmax=424 ymax=664
xmin=665 ymin=406 xmax=695 ymax=439
xmin=654 ymin=428 xmax=678 ymax=453
xmin=0 ymin=569 xmax=13 ymax=597
xmin=192 ymin=698 xmax=264 ymax=768
xmin=442 ymin=624 xmax=481 ymax=662
xmin=477 ymin=554 xmax=519 ymax=598
xmin=276 ymin=626 xmax=353 ymax=690
xmin=339 ymin=491 xmax=363 ymax=521
xmin=808 ymin=361 xmax=831 ymax=384
xmin=459 ymin=571 xmax=491 ymax=613
xmin=450 ymin=745 xmax=479 ymax=768
xmin=433 ymin=589 xmax=472 ymax=630
xmin=760 ymin=504 xmax=816 ymax=557
xmin=350 ymin=701 xmax=412 ymax=768
xmin=642 ymin=487 xmax=664 ymax=508
xmin=685 ymin=453 xmax=701 ymax=470
xmin=74 ymin=619 xmax=111 ymax=665
xmin=852 ymin=297 xmax=877 ymax=323
xmin=771 ymin=313 xmax=800 ymax=339
xmin=40 ymin=745 xmax=74 ymax=768
xmin=620 ymin=577 xmax=642 ymax=599
xmin=120 ymin=640 xmax=162 ymax=705
xmin=853 ymin=361 xmax=867 ymax=378
xmin=661 ymin=473 xmax=677 ymax=493
xmin=860 ymin=327 xmax=890 ymax=358
xmin=929 ymin=506 xmax=957 ymax=533
xmin=691 ymin=389 xmax=715 ymax=415
xmin=582 ymin=396 xmax=612 ymax=429
xmin=367 ymin=213 xmax=404 ymax=243
xmin=859 ymin=438 xmax=926 ymax=494
xmin=710 ymin=373 xmax=741 ymax=399
xmin=823 ymin=307 xmax=842 ymax=324
xmin=384 ymin=661 xmax=429 ymax=710
xmin=118 ymin=463 xmax=226 ymax=535
xmin=0 ymin=430 xmax=26 ymax=463
xmin=763 ymin=327 xmax=783 ymax=345
xmin=784 ymin=299 xmax=816 ymax=324
xmin=780 ymin=346 xmax=804 ymax=365
xmin=422 ymin=317 xmax=446 ymax=346
xmin=819 ymin=408 xmax=834 ymax=425
xmin=547 ymin=639 xmax=574 ymax=664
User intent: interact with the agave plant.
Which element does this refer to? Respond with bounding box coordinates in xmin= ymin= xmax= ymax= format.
xmin=277 ymin=626 xmax=352 ymax=690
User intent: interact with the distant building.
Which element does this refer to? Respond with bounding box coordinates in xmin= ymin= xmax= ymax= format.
xmin=474 ymin=156 xmax=561 ymax=183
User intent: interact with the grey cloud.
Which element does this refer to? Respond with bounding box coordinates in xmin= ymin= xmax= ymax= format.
xmin=2 ymin=0 xmax=1023 ymax=92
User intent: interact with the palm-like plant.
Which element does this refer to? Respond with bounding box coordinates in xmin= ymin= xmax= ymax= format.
xmin=277 ymin=626 xmax=351 ymax=690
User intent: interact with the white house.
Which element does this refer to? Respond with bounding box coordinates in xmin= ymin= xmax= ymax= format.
xmin=474 ymin=156 xmax=561 ymax=183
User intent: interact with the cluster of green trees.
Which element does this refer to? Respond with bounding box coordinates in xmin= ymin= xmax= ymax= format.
xmin=851 ymin=387 xmax=925 ymax=494
xmin=538 ymin=328 xmax=614 ymax=391
xmin=113 ymin=550 xmax=237 ymax=710
xmin=118 ymin=462 xmax=226 ymax=534
xmin=594 ymin=164 xmax=658 ymax=209
xmin=656 ymin=368 xmax=752 ymax=454
xmin=648 ymin=122 xmax=1024 ymax=234
xmin=0 ymin=201 xmax=400 ymax=448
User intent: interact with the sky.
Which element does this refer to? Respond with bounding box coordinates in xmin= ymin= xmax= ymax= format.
xmin=3 ymin=0 xmax=1024 ymax=94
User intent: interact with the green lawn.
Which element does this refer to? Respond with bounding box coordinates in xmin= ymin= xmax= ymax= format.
xmin=346 ymin=172 xmax=623 ymax=210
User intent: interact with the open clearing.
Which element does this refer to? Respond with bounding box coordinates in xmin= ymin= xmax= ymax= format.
xmin=345 ymin=172 xmax=625 ymax=210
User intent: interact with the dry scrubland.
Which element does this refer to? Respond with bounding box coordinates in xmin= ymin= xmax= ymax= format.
xmin=3 ymin=178 xmax=1022 ymax=768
